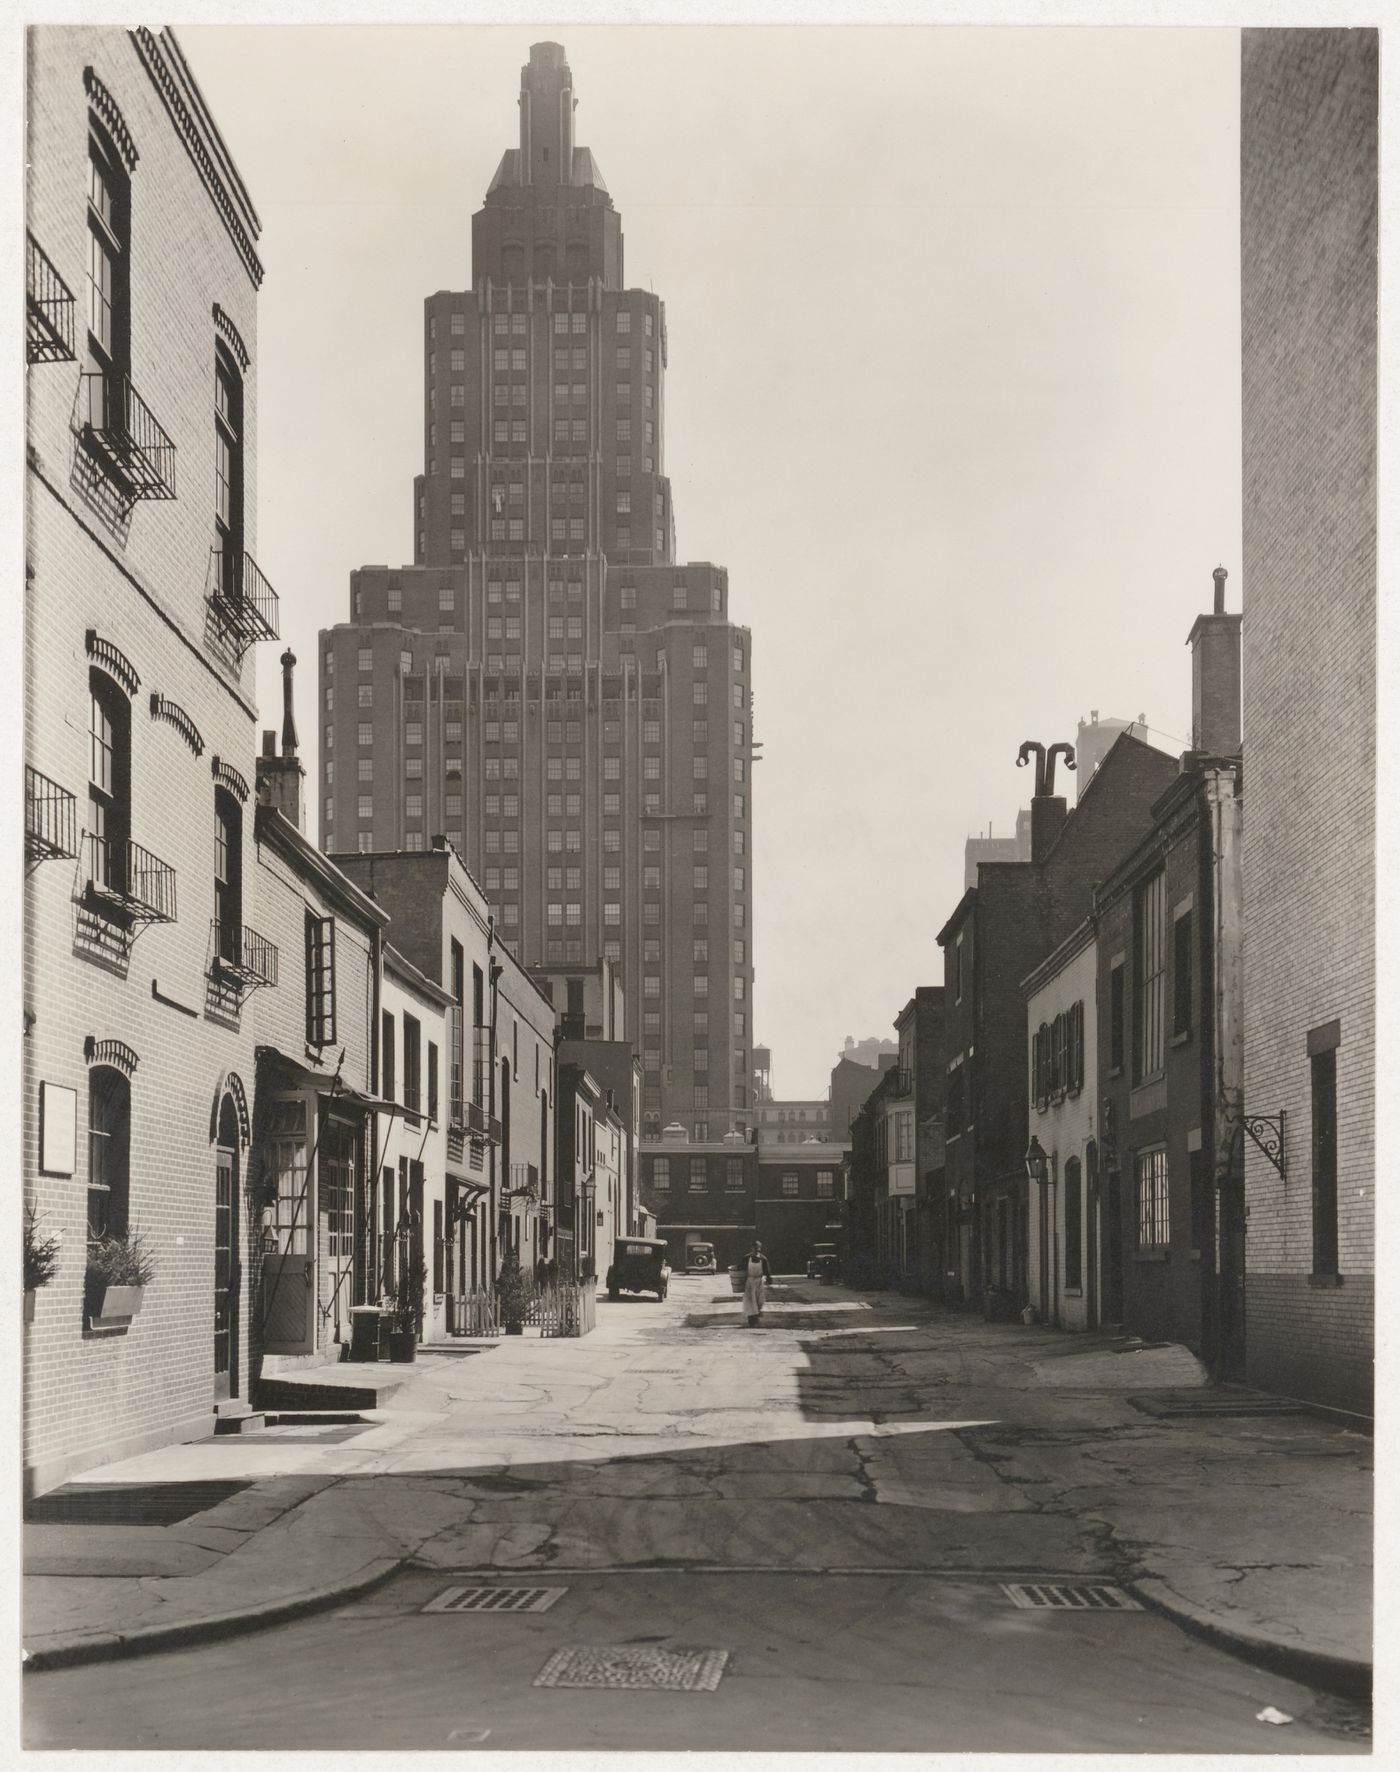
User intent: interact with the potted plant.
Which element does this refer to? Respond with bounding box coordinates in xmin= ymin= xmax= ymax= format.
xmin=85 ymin=1228 xmax=154 ymax=1327
xmin=498 ymin=1243 xmax=527 ymax=1335
xmin=24 ymin=1206 xmax=61 ymax=1324
xmin=388 ymin=1257 xmax=426 ymax=1362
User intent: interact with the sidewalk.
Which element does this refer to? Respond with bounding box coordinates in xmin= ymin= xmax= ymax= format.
xmin=21 ymin=1289 xmax=1372 ymax=1700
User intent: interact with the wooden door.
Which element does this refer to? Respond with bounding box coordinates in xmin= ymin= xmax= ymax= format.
xmin=214 ymin=1145 xmax=238 ymax=1399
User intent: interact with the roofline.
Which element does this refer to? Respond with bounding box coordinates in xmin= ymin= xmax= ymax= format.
xmin=255 ymin=805 xmax=389 ymax=930
xmin=937 ymin=885 xmax=978 ymax=947
xmin=384 ymin=941 xmax=454 ymax=1009
xmin=1021 ymin=915 xmax=1096 ymax=998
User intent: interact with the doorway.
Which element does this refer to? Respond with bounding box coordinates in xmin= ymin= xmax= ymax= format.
xmin=214 ymin=1098 xmax=240 ymax=1401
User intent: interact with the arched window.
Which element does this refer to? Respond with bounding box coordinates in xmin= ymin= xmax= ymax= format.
xmin=88 ymin=1065 xmax=130 ymax=1241
xmin=214 ymin=787 xmax=242 ymax=961
xmin=89 ymin=668 xmax=130 ymax=895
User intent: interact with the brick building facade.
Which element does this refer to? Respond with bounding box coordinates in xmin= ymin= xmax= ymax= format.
xmin=317 ymin=42 xmax=755 ymax=1145
xmin=1238 ymin=29 xmax=1376 ymax=1414
xmin=23 ymin=27 xmax=281 ymax=1491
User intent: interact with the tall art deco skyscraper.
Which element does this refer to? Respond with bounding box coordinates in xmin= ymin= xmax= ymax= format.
xmin=320 ymin=42 xmax=755 ymax=1141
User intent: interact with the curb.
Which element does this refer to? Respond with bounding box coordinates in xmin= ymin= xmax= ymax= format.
xmin=22 ymin=1555 xmax=403 ymax=1673
xmin=1130 ymin=1577 xmax=1371 ymax=1703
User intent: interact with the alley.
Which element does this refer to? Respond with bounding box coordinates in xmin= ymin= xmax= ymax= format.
xmin=24 ymin=1278 xmax=1370 ymax=1751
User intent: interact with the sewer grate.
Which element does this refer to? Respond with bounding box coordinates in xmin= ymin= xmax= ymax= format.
xmin=1129 ymin=1390 xmax=1307 ymax=1421
xmin=1001 ymin=1582 xmax=1142 ymax=1612
xmin=534 ymin=1645 xmax=729 ymax=1691
xmin=423 ymin=1585 xmax=567 ymax=1615
xmin=23 ymin=1480 xmax=250 ymax=1526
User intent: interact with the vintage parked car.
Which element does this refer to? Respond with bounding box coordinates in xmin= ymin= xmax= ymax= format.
xmin=806 ymin=1242 xmax=840 ymax=1281
xmin=685 ymin=1242 xmax=717 ymax=1274
xmin=605 ymin=1237 xmax=671 ymax=1302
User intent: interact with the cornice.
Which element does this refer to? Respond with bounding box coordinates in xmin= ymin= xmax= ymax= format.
xmin=129 ymin=27 xmax=264 ymax=290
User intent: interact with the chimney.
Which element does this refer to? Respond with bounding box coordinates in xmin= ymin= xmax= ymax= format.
xmin=1030 ymin=795 xmax=1068 ymax=863
xmin=254 ymin=650 xmax=306 ymax=831
xmin=1186 ymin=566 xmax=1242 ymax=756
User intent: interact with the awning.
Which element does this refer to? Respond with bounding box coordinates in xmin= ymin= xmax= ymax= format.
xmin=447 ymin=1174 xmax=491 ymax=1197
xmin=255 ymin=1046 xmax=397 ymax=1116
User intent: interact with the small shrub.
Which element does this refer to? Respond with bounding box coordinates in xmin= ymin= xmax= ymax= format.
xmin=497 ymin=1243 xmax=527 ymax=1328
xmin=392 ymin=1256 xmax=427 ymax=1336
xmin=24 ymin=1207 xmax=61 ymax=1292
xmin=86 ymin=1228 xmax=156 ymax=1291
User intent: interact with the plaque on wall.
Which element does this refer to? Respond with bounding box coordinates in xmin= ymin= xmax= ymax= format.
xmin=39 ymin=1081 xmax=77 ymax=1176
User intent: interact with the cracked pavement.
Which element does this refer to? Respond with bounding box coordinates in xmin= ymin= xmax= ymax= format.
xmin=23 ymin=1276 xmax=1371 ymax=1721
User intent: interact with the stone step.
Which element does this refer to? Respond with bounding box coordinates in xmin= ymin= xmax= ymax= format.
xmin=252 ymin=1371 xmax=407 ymax=1412
xmin=212 ymin=1406 xmax=267 ymax=1436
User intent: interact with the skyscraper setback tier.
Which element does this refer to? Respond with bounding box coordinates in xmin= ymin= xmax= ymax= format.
xmin=320 ymin=41 xmax=755 ymax=1142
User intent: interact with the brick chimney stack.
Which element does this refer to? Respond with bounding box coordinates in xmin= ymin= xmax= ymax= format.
xmin=254 ymin=649 xmax=305 ymax=830
xmin=1030 ymin=794 xmax=1068 ymax=862
xmin=1186 ymin=567 xmax=1243 ymax=756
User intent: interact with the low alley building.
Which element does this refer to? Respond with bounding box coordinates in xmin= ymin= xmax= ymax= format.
xmin=640 ymin=1127 xmax=758 ymax=1272
xmin=937 ymin=733 xmax=1180 ymax=1313
xmin=1023 ymin=920 xmax=1098 ymax=1330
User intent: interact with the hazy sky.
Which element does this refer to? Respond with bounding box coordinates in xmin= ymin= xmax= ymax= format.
xmin=178 ymin=23 xmax=1242 ymax=1101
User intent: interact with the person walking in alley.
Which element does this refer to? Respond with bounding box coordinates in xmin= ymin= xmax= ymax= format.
xmin=743 ymin=1242 xmax=772 ymax=1327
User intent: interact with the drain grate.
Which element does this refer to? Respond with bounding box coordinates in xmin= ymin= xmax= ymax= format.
xmin=423 ymin=1585 xmax=567 ymax=1615
xmin=1001 ymin=1582 xmax=1142 ymax=1612
xmin=534 ymin=1645 xmax=729 ymax=1691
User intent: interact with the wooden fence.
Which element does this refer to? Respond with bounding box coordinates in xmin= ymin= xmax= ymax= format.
xmin=447 ymin=1279 xmax=596 ymax=1339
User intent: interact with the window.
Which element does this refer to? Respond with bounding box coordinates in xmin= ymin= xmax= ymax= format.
xmin=1109 ymin=961 xmax=1125 ymax=1074
xmin=357 ymin=795 xmax=373 ymax=820
xmin=1173 ymin=909 xmax=1193 ymax=1038
xmin=816 ymin=1170 xmax=834 ymax=1197
xmin=1134 ymin=871 xmax=1167 ymax=1080
xmin=652 ymin=1156 xmax=670 ymax=1191
xmin=1064 ymin=1158 xmax=1083 ymax=1289
xmin=86 ymin=125 xmax=129 ymax=408
xmin=782 ymin=1173 xmax=799 ymax=1197
xmin=382 ymin=1010 xmax=396 ymax=1102
xmin=693 ymin=682 xmax=708 ymax=706
xmin=688 ymin=1159 xmax=708 ymax=1194
xmin=88 ymin=670 xmax=130 ymax=895
xmin=1311 ymin=1041 xmax=1339 ymax=1276
xmin=213 ymin=345 xmax=244 ymax=592
xmin=403 ymin=1015 xmax=422 ymax=1118
xmin=726 ymin=1158 xmax=745 ymax=1193
xmin=616 ymin=310 xmax=630 ymax=333
xmin=692 ymin=756 xmax=707 ymax=780
xmin=1135 ymin=1147 xmax=1169 ymax=1249
xmin=305 ymin=913 xmax=336 ymax=1046
xmin=213 ymin=788 xmax=242 ymax=962
xmin=87 ymin=1066 xmax=130 ymax=1243
xmin=572 ymin=313 xmax=586 ymax=335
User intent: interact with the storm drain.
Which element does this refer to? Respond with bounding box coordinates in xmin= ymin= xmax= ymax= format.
xmin=534 ymin=1646 xmax=729 ymax=1692
xmin=1000 ymin=1582 xmax=1142 ymax=1612
xmin=423 ymin=1585 xmax=567 ymax=1615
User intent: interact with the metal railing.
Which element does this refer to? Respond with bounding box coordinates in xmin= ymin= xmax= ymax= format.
xmin=76 ymin=371 xmax=177 ymax=500
xmin=85 ymin=832 xmax=177 ymax=924
xmin=211 ymin=919 xmax=278 ymax=989
xmin=27 ymin=233 xmax=77 ymax=364
xmin=886 ymin=1068 xmax=913 ymax=1098
xmin=25 ymin=766 xmax=78 ymax=862
xmin=209 ymin=547 xmax=280 ymax=647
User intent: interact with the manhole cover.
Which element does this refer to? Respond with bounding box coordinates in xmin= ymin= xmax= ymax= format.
xmin=1001 ymin=1582 xmax=1142 ymax=1611
xmin=423 ymin=1586 xmax=566 ymax=1615
xmin=534 ymin=1646 xmax=729 ymax=1691
xmin=23 ymin=1480 xmax=250 ymax=1526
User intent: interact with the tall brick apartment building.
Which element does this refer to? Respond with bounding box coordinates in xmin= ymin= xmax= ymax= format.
xmin=23 ymin=28 xmax=280 ymax=1488
xmin=1239 ymin=30 xmax=1376 ymax=1414
xmin=318 ymin=42 xmax=755 ymax=1145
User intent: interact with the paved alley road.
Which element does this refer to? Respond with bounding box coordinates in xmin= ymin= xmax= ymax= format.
xmin=25 ymin=1278 xmax=1370 ymax=1752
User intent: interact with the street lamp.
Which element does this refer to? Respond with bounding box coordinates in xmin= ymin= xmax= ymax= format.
xmin=1025 ymin=1135 xmax=1050 ymax=1186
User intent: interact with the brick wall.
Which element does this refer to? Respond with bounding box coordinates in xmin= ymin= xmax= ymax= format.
xmin=24 ymin=29 xmax=270 ymax=1493
xmin=1240 ymin=29 xmax=1376 ymax=1411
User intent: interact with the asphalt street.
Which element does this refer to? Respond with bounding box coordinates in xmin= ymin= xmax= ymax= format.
xmin=23 ymin=1276 xmax=1370 ymax=1752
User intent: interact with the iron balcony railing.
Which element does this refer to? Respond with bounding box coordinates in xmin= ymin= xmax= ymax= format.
xmin=27 ymin=233 xmax=77 ymax=364
xmin=507 ymin=1162 xmax=538 ymax=1201
xmin=76 ymin=371 xmax=177 ymax=501
xmin=84 ymin=832 xmax=177 ymax=924
xmin=25 ymin=766 xmax=78 ymax=862
xmin=886 ymin=1068 xmax=913 ymax=1098
xmin=211 ymin=919 xmax=278 ymax=990
xmin=209 ymin=547 xmax=280 ymax=648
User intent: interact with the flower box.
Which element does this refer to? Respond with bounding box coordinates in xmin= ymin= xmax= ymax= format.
xmin=91 ymin=1283 xmax=145 ymax=1327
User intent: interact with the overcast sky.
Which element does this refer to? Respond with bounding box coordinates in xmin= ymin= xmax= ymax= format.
xmin=179 ymin=23 xmax=1243 ymax=1101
